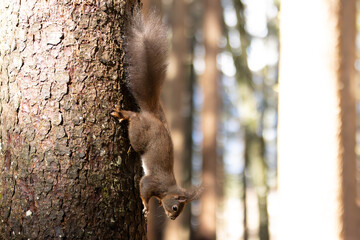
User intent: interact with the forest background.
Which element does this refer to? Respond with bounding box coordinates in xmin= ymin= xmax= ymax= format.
xmin=143 ymin=0 xmax=360 ymax=239
xmin=0 ymin=0 xmax=358 ymax=239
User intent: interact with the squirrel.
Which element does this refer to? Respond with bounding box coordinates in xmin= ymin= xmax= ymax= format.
xmin=111 ymin=10 xmax=202 ymax=220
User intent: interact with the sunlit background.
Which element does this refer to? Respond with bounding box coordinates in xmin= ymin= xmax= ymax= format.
xmin=142 ymin=0 xmax=360 ymax=239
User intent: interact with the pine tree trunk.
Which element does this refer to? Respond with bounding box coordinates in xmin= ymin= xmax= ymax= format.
xmin=245 ymin=130 xmax=269 ymax=240
xmin=197 ymin=0 xmax=221 ymax=239
xmin=0 ymin=1 xmax=146 ymax=239
xmin=163 ymin=0 xmax=193 ymax=239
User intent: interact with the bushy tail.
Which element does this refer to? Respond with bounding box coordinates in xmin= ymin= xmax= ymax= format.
xmin=125 ymin=10 xmax=168 ymax=113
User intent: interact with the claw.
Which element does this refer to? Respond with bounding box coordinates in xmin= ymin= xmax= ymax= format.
xmin=114 ymin=104 xmax=121 ymax=112
xmin=110 ymin=107 xmax=128 ymax=123
xmin=110 ymin=111 xmax=124 ymax=122
xmin=142 ymin=207 xmax=149 ymax=218
xmin=141 ymin=196 xmax=149 ymax=218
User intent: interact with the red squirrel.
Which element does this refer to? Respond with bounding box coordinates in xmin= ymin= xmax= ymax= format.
xmin=111 ymin=10 xmax=202 ymax=220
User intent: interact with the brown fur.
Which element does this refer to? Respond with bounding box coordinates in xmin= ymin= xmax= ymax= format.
xmin=125 ymin=10 xmax=168 ymax=114
xmin=111 ymin=10 xmax=202 ymax=220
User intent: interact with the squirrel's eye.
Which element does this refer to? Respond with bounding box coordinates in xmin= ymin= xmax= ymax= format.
xmin=172 ymin=205 xmax=178 ymax=212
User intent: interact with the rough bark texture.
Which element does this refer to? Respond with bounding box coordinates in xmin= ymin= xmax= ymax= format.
xmin=0 ymin=0 xmax=146 ymax=239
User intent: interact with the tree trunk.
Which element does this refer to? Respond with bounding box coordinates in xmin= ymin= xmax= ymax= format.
xmin=278 ymin=0 xmax=358 ymax=239
xmin=142 ymin=0 xmax=162 ymax=15
xmin=163 ymin=0 xmax=193 ymax=239
xmin=245 ymin=130 xmax=269 ymax=240
xmin=197 ymin=0 xmax=221 ymax=239
xmin=0 ymin=1 xmax=147 ymax=239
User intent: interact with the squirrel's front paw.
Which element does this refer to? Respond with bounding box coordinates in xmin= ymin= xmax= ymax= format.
xmin=142 ymin=207 xmax=149 ymax=218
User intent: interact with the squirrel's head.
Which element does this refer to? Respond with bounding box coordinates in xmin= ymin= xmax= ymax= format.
xmin=161 ymin=186 xmax=203 ymax=220
xmin=161 ymin=195 xmax=186 ymax=220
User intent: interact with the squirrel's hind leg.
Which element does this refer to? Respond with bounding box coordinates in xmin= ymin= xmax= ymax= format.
xmin=111 ymin=107 xmax=149 ymax=153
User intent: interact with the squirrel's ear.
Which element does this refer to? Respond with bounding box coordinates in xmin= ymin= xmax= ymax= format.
xmin=175 ymin=195 xmax=187 ymax=203
xmin=184 ymin=185 xmax=204 ymax=203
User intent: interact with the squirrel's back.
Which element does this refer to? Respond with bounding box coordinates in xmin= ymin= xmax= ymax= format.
xmin=125 ymin=10 xmax=168 ymax=113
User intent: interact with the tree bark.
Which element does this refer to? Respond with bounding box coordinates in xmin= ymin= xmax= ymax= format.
xmin=278 ymin=0 xmax=358 ymax=239
xmin=0 ymin=0 xmax=146 ymax=239
xmin=197 ymin=0 xmax=221 ymax=239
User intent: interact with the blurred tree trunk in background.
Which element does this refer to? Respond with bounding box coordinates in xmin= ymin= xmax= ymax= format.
xmin=227 ymin=2 xmax=251 ymax=239
xmin=163 ymin=0 xmax=193 ymax=238
xmin=244 ymin=130 xmax=269 ymax=240
xmin=226 ymin=0 xmax=270 ymax=239
xmin=0 ymin=0 xmax=147 ymax=239
xmin=142 ymin=0 xmax=162 ymax=14
xmin=278 ymin=0 xmax=358 ymax=239
xmin=197 ymin=0 xmax=222 ymax=239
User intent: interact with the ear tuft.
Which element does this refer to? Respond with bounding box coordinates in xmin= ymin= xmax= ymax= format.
xmin=184 ymin=185 xmax=204 ymax=203
xmin=174 ymin=195 xmax=187 ymax=202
